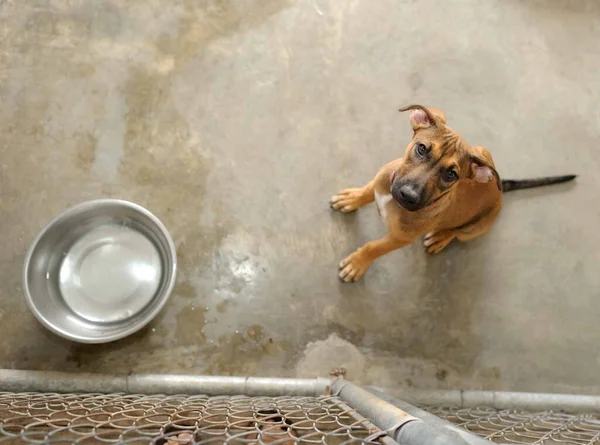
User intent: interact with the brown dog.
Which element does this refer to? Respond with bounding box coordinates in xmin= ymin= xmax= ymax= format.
xmin=331 ymin=105 xmax=575 ymax=282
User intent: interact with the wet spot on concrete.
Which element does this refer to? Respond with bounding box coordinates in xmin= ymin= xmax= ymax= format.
xmin=73 ymin=132 xmax=97 ymax=170
xmin=153 ymin=0 xmax=293 ymax=69
xmin=175 ymin=306 xmax=207 ymax=345
xmin=74 ymin=62 xmax=96 ymax=78
xmin=475 ymin=366 xmax=502 ymax=388
xmin=66 ymin=347 xmax=83 ymax=369
xmin=436 ymin=368 xmax=448 ymax=382
xmin=202 ymin=325 xmax=279 ymax=375
xmin=216 ymin=299 xmax=232 ymax=313
xmin=246 ymin=324 xmax=264 ymax=341
xmin=119 ymin=63 xmax=220 ymax=283
xmin=173 ymin=280 xmax=196 ymax=299
xmin=325 ymin=321 xmax=366 ymax=345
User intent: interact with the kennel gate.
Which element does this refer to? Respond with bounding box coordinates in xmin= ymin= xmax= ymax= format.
xmin=1 ymin=370 xmax=600 ymax=444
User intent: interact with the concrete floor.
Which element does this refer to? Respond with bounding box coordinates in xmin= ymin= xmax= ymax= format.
xmin=1 ymin=0 xmax=599 ymax=394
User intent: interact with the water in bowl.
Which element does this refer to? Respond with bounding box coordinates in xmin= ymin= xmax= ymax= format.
xmin=58 ymin=223 xmax=161 ymax=323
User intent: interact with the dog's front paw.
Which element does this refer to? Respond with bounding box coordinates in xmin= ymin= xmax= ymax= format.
xmin=423 ymin=230 xmax=455 ymax=254
xmin=330 ymin=188 xmax=365 ymax=213
xmin=338 ymin=251 xmax=371 ymax=282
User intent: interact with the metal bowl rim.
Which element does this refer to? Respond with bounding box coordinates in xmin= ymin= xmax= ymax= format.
xmin=23 ymin=199 xmax=177 ymax=344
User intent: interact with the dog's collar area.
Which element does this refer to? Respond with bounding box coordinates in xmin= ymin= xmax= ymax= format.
xmin=420 ymin=191 xmax=451 ymax=212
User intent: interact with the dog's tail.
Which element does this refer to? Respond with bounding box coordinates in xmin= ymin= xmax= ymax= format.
xmin=501 ymin=174 xmax=576 ymax=193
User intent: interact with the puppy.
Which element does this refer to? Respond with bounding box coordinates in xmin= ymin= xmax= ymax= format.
xmin=331 ymin=105 xmax=575 ymax=282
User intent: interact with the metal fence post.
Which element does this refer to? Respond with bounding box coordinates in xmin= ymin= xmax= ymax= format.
xmin=333 ymin=379 xmax=490 ymax=445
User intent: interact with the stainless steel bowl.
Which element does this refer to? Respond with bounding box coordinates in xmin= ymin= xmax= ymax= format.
xmin=23 ymin=200 xmax=177 ymax=343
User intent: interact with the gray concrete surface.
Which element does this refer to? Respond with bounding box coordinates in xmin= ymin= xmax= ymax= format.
xmin=1 ymin=0 xmax=598 ymax=394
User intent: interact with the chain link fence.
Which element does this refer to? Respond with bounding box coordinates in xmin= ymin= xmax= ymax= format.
xmin=3 ymin=376 xmax=600 ymax=445
xmin=426 ymin=405 xmax=600 ymax=444
xmin=0 ymin=392 xmax=390 ymax=444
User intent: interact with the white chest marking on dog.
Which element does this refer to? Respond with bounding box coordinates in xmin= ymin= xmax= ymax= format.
xmin=374 ymin=190 xmax=393 ymax=220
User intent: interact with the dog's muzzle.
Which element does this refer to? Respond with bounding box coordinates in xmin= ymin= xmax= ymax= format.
xmin=391 ymin=178 xmax=425 ymax=211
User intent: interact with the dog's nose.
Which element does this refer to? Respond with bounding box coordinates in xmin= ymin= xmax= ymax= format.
xmin=399 ymin=184 xmax=420 ymax=204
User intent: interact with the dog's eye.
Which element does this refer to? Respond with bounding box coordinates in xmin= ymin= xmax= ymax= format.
xmin=444 ymin=169 xmax=458 ymax=182
xmin=415 ymin=143 xmax=428 ymax=157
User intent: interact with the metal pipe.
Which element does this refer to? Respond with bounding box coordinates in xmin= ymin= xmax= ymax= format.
xmin=0 ymin=369 xmax=331 ymax=397
xmin=127 ymin=374 xmax=332 ymax=396
xmin=363 ymin=386 xmax=491 ymax=445
xmin=0 ymin=369 xmax=128 ymax=393
xmin=388 ymin=388 xmax=600 ymax=413
xmin=333 ymin=379 xmax=487 ymax=445
xmin=334 ymin=397 xmax=402 ymax=445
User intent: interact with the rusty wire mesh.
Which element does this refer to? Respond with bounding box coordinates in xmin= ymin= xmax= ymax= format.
xmin=425 ymin=405 xmax=600 ymax=444
xmin=0 ymin=392 xmax=391 ymax=444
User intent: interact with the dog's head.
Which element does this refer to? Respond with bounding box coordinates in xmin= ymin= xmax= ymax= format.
xmin=391 ymin=105 xmax=500 ymax=212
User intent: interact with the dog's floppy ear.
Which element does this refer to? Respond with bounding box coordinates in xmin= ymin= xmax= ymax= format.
xmin=469 ymin=146 xmax=501 ymax=190
xmin=399 ymin=105 xmax=446 ymax=131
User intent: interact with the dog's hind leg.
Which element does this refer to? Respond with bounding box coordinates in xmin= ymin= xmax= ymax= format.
xmin=456 ymin=205 xmax=501 ymax=243
xmin=330 ymin=180 xmax=375 ymax=213
xmin=423 ymin=230 xmax=456 ymax=254
xmin=425 ymin=205 xmax=501 ymax=254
